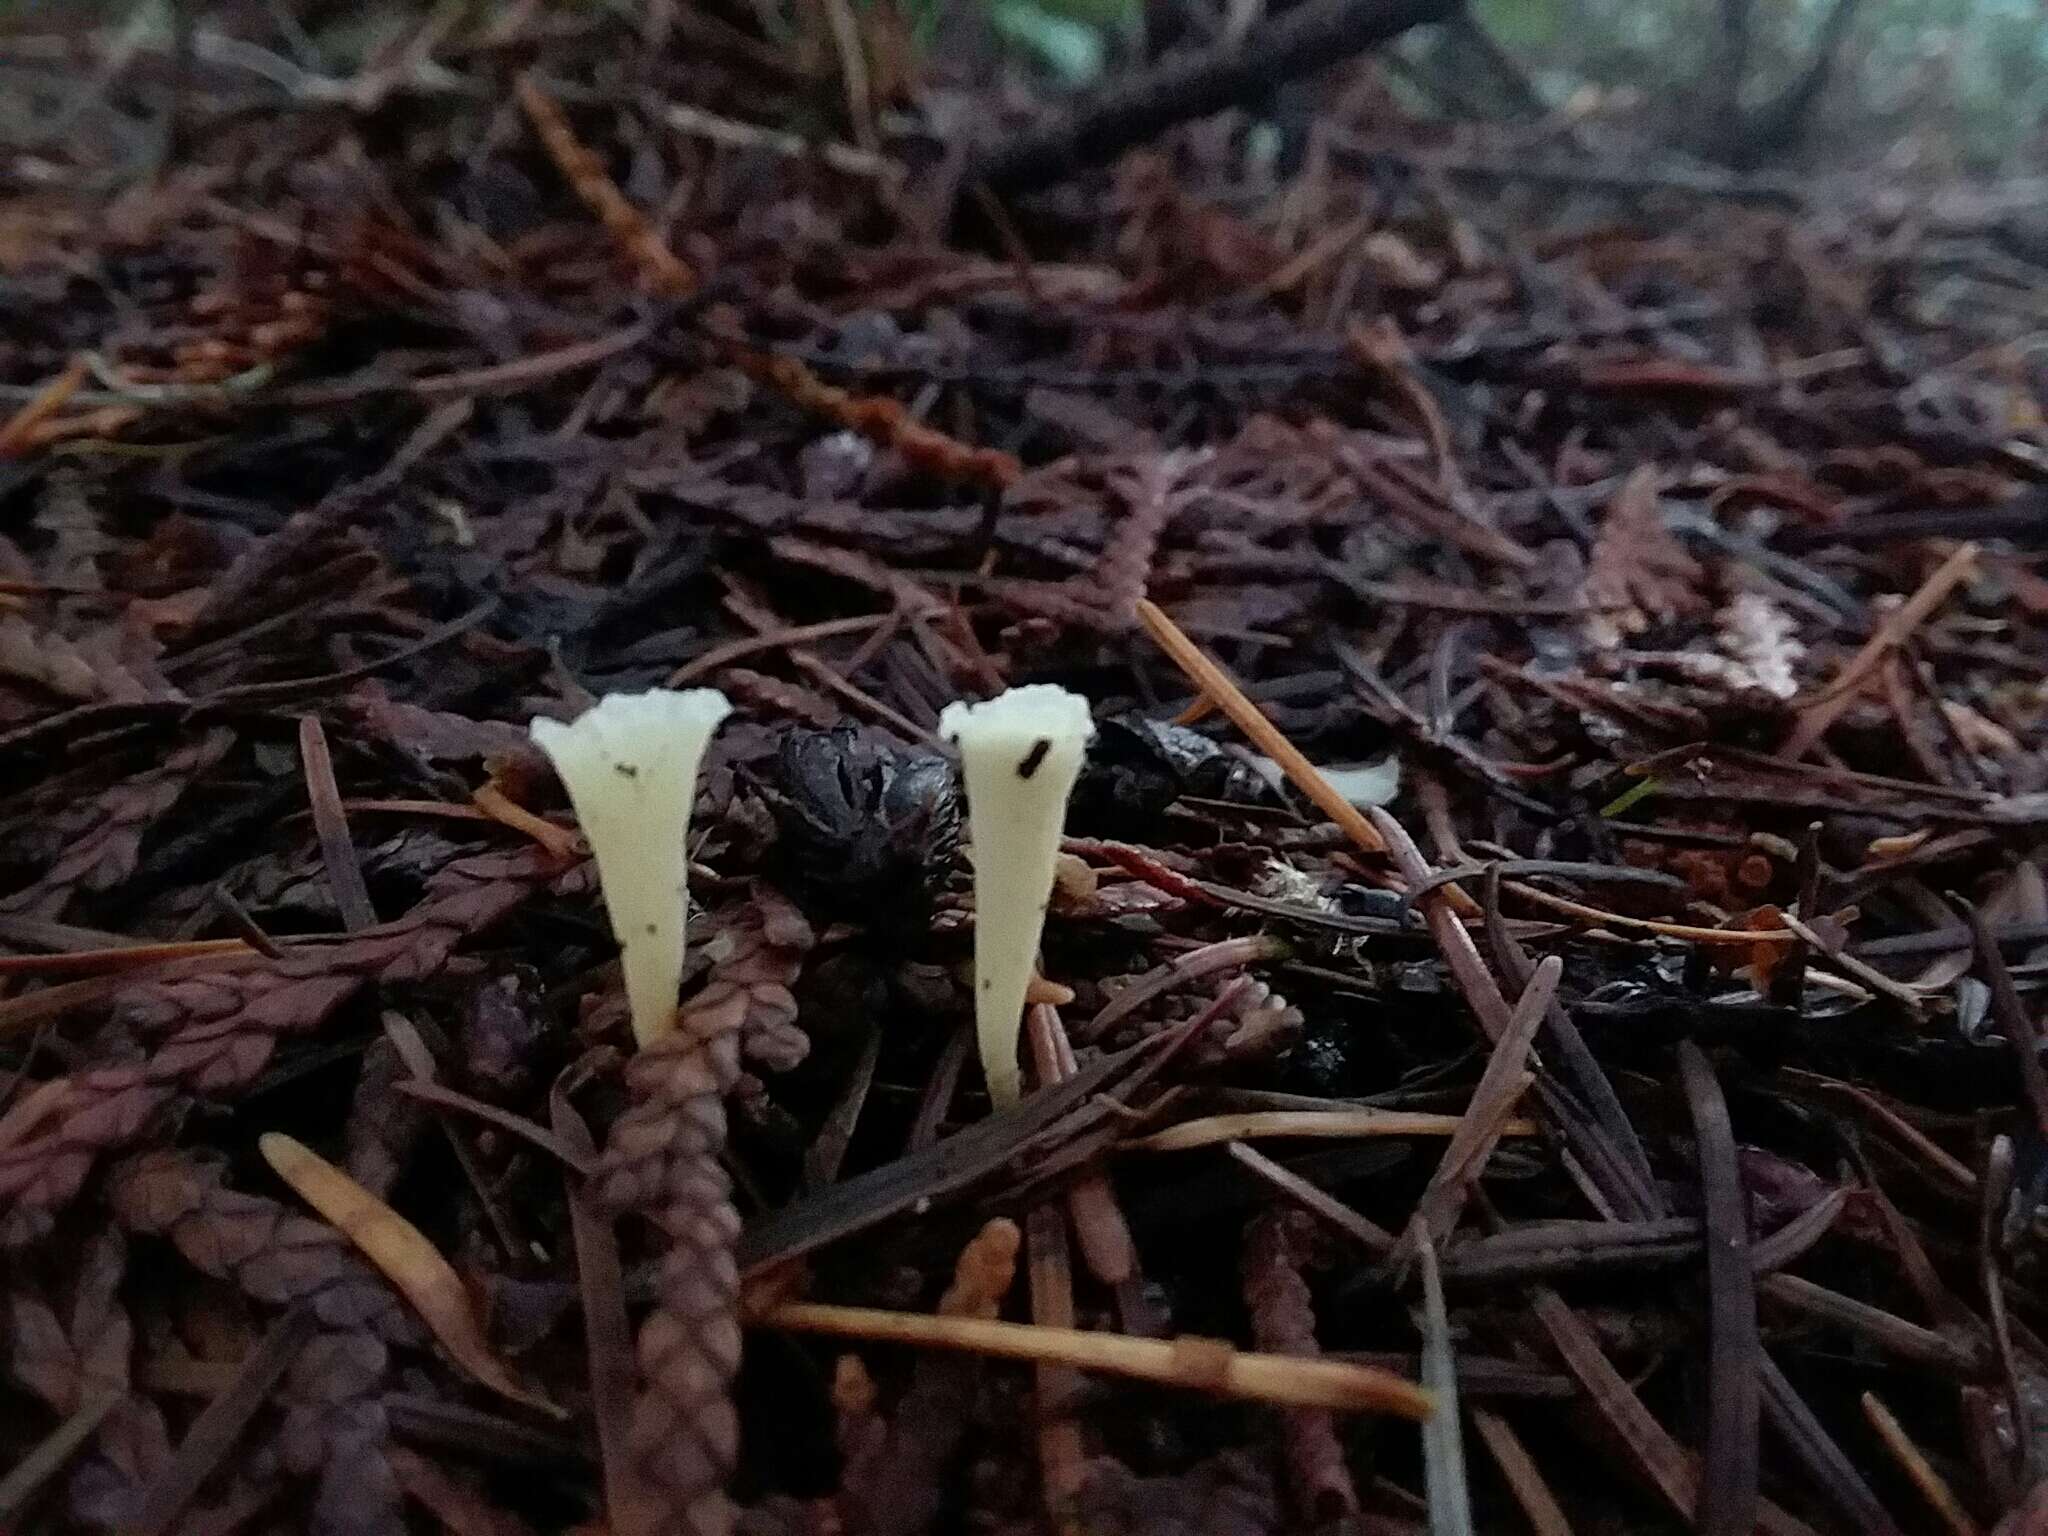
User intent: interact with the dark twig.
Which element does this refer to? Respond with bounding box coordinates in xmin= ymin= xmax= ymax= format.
xmin=739 ymin=1036 xmax=1175 ymax=1274
xmin=1676 ymin=1042 xmax=1759 ymax=1536
xmin=1969 ymin=900 xmax=2048 ymax=1140
xmin=129 ymin=1306 xmax=315 ymax=1536
xmin=1980 ymin=1136 xmax=2028 ymax=1486
xmin=969 ymin=0 xmax=1457 ymax=193
xmin=1757 ymin=1353 xmax=1905 ymax=1536
xmin=298 ymin=716 xmax=377 ymax=932
xmin=1387 ymin=956 xmax=1559 ymax=1273
xmin=554 ymin=1073 xmax=641 ymax=1533
xmin=0 ymin=1393 xmax=121 ymax=1527
xmin=1226 ymin=1141 xmax=1397 ymax=1255
xmin=1530 ymin=1289 xmax=1818 ymax=1536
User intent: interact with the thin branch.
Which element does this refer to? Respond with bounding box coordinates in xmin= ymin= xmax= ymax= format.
xmin=970 ymin=0 xmax=1457 ymax=193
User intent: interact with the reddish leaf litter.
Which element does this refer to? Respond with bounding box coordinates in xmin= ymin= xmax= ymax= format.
xmin=4 ymin=7 xmax=2048 ymax=1535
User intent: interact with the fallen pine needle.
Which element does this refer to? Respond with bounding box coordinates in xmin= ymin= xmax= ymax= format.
xmin=260 ymin=1132 xmax=562 ymax=1418
xmin=1787 ymin=1074 xmax=1978 ymax=1194
xmin=0 ymin=355 xmax=89 ymax=458
xmin=515 ymin=73 xmax=1017 ymax=490
xmin=0 ymin=937 xmax=253 ymax=977
xmin=1136 ymin=598 xmax=1388 ymax=857
xmin=128 ymin=1306 xmax=317 ymax=1536
xmin=472 ymin=781 xmax=581 ymax=862
xmin=0 ymin=1391 xmax=119 ymax=1523
xmin=0 ymin=1079 xmax=77 ymax=1152
xmin=1860 ymin=1391 xmax=1982 ymax=1536
xmin=1508 ymin=883 xmax=1796 ymax=946
xmin=1025 ymin=973 xmax=1077 ymax=1007
xmin=755 ymin=1301 xmax=1433 ymax=1418
xmin=339 ymin=798 xmax=495 ymax=822
xmin=1417 ymin=1223 xmax=1474 ymax=1536
xmin=1127 ymin=1110 xmax=1538 ymax=1154
xmin=1227 ymin=1141 xmax=1397 ymax=1253
xmin=514 ymin=74 xmax=696 ymax=297
xmin=1781 ymin=543 xmax=1979 ymax=760
xmin=0 ymin=953 xmax=254 ymax=1037
xmin=1470 ymin=1410 xmax=1574 ymax=1536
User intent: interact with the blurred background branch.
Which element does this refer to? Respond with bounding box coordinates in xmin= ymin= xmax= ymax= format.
xmin=1 ymin=0 xmax=2044 ymax=182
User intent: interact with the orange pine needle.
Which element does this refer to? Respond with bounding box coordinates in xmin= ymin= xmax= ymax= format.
xmin=0 ymin=355 xmax=89 ymax=458
xmin=1781 ymin=542 xmax=1979 ymax=759
xmin=1861 ymin=1390 xmax=1981 ymax=1536
xmin=473 ymin=781 xmax=582 ymax=862
xmin=1511 ymin=884 xmax=1796 ymax=947
xmin=729 ymin=346 xmax=1021 ymax=490
xmin=513 ymin=75 xmax=1018 ymax=492
xmin=0 ymin=938 xmax=253 ymax=978
xmin=340 ymin=798 xmax=495 ymax=822
xmin=1471 ymin=1409 xmax=1575 ymax=1536
xmin=514 ymin=75 xmax=696 ymax=298
xmin=261 ymin=1132 xmax=562 ymax=1418
xmin=1135 ymin=598 xmax=1389 ymax=856
xmin=1128 ymin=1109 xmax=1538 ymax=1154
xmin=755 ymin=1302 xmax=1434 ymax=1419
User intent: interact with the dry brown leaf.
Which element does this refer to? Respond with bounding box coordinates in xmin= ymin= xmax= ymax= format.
xmin=1582 ymin=466 xmax=1709 ymax=649
xmin=259 ymin=1132 xmax=561 ymax=1418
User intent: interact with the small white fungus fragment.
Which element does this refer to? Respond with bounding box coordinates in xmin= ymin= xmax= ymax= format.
xmin=1242 ymin=751 xmax=1401 ymax=810
xmin=1716 ymin=590 xmax=1804 ymax=700
xmin=940 ymin=684 xmax=1094 ymax=1109
xmin=530 ymin=689 xmax=732 ymax=1048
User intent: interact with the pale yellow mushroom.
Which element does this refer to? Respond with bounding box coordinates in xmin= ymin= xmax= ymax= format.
xmin=530 ymin=688 xmax=731 ymax=1048
xmin=939 ymin=685 xmax=1094 ymax=1108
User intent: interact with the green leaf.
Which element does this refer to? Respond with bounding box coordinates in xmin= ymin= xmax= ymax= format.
xmin=991 ymin=0 xmax=1107 ymax=82
xmin=1598 ymin=775 xmax=1661 ymax=819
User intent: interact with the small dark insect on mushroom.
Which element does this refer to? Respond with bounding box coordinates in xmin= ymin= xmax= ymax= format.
xmin=1017 ymin=738 xmax=1052 ymax=779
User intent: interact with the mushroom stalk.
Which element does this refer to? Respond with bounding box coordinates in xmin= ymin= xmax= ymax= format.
xmin=940 ymin=685 xmax=1094 ymax=1107
xmin=530 ymin=688 xmax=732 ymax=1048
